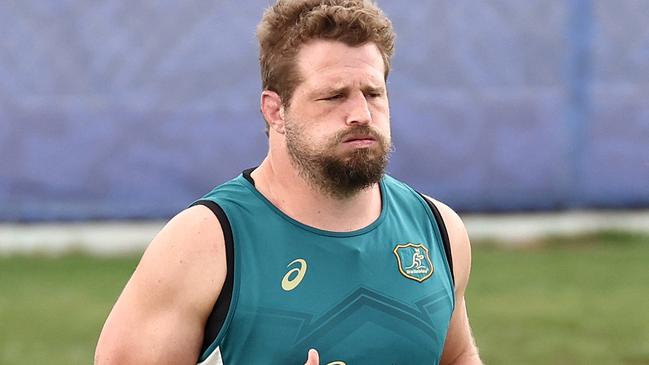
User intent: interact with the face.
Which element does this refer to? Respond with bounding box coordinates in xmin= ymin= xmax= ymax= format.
xmin=282 ymin=40 xmax=392 ymax=198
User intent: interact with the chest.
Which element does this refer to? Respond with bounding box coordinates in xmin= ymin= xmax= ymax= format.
xmin=221 ymin=220 xmax=454 ymax=364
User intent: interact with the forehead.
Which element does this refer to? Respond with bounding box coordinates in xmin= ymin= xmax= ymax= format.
xmin=295 ymin=40 xmax=386 ymax=91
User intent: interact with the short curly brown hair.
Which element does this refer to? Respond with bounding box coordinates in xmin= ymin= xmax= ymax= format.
xmin=257 ymin=0 xmax=396 ymax=108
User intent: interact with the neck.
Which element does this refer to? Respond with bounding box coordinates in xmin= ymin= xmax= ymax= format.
xmin=250 ymin=156 xmax=382 ymax=232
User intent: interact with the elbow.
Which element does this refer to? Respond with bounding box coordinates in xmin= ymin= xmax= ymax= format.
xmin=447 ymin=348 xmax=483 ymax=365
xmin=94 ymin=334 xmax=131 ymax=365
xmin=94 ymin=345 xmax=120 ymax=365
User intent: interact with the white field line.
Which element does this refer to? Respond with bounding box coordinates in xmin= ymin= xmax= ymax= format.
xmin=0 ymin=221 xmax=165 ymax=255
xmin=1 ymin=210 xmax=648 ymax=254
xmin=463 ymin=210 xmax=649 ymax=246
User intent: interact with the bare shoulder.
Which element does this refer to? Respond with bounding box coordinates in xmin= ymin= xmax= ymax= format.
xmin=422 ymin=195 xmax=472 ymax=293
xmin=145 ymin=204 xmax=226 ymax=274
xmin=95 ymin=204 xmax=227 ymax=364
xmin=133 ymin=204 xmax=227 ymax=305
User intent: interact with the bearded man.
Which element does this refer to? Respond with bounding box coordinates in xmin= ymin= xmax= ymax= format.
xmin=95 ymin=1 xmax=483 ymax=364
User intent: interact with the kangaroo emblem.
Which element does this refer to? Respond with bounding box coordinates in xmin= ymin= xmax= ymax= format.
xmin=393 ymin=243 xmax=434 ymax=283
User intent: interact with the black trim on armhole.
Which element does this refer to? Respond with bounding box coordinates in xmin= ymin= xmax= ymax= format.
xmin=189 ymin=200 xmax=235 ymax=355
xmin=417 ymin=193 xmax=455 ymax=286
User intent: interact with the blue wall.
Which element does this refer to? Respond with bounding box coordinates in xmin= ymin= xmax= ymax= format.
xmin=1 ymin=1 xmax=648 ymax=221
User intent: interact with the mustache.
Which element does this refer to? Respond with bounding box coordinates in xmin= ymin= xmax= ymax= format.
xmin=333 ymin=125 xmax=384 ymax=144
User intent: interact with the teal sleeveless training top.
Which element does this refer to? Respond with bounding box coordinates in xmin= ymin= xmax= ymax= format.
xmin=193 ymin=170 xmax=455 ymax=365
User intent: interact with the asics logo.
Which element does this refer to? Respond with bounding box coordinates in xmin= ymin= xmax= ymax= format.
xmin=281 ymin=258 xmax=307 ymax=291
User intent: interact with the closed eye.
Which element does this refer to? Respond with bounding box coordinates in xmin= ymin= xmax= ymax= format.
xmin=319 ymin=94 xmax=344 ymax=101
xmin=365 ymin=88 xmax=385 ymax=98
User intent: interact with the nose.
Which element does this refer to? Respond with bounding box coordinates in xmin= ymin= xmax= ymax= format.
xmin=345 ymin=91 xmax=372 ymax=126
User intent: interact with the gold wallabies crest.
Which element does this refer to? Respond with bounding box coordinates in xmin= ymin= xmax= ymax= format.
xmin=393 ymin=243 xmax=434 ymax=282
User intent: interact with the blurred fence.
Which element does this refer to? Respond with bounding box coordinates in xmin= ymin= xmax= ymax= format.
xmin=0 ymin=0 xmax=648 ymax=221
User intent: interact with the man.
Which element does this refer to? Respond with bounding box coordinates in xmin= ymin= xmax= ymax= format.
xmin=95 ymin=1 xmax=483 ymax=364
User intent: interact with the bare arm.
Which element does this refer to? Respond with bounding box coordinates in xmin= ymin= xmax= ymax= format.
xmin=427 ymin=197 xmax=483 ymax=365
xmin=95 ymin=205 xmax=227 ymax=365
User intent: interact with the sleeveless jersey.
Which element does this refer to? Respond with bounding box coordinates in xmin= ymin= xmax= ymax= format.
xmin=193 ymin=170 xmax=455 ymax=365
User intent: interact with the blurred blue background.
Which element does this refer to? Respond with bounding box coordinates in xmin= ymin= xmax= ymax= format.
xmin=0 ymin=0 xmax=647 ymax=221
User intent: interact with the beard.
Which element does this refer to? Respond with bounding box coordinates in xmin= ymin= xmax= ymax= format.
xmin=284 ymin=121 xmax=393 ymax=199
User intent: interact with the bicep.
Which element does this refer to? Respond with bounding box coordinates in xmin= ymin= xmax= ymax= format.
xmin=95 ymin=206 xmax=227 ymax=365
xmin=424 ymin=196 xmax=481 ymax=364
xmin=439 ymin=296 xmax=479 ymax=364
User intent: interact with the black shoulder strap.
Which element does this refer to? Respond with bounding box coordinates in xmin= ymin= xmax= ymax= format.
xmin=417 ymin=193 xmax=455 ymax=286
xmin=242 ymin=167 xmax=256 ymax=185
xmin=189 ymin=200 xmax=235 ymax=357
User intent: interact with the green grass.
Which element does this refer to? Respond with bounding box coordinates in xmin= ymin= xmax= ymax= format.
xmin=0 ymin=232 xmax=648 ymax=364
xmin=0 ymin=254 xmax=139 ymax=365
xmin=469 ymin=232 xmax=649 ymax=365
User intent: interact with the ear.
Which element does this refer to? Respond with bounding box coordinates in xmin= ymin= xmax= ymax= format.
xmin=261 ymin=90 xmax=286 ymax=134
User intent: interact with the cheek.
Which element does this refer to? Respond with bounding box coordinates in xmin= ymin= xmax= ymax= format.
xmin=373 ymin=108 xmax=391 ymax=132
xmin=300 ymin=117 xmax=339 ymax=139
xmin=371 ymin=99 xmax=390 ymax=120
xmin=291 ymin=123 xmax=332 ymax=148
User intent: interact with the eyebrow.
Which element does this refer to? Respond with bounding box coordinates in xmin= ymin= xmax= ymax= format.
xmin=362 ymin=86 xmax=386 ymax=94
xmin=312 ymin=85 xmax=386 ymax=97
